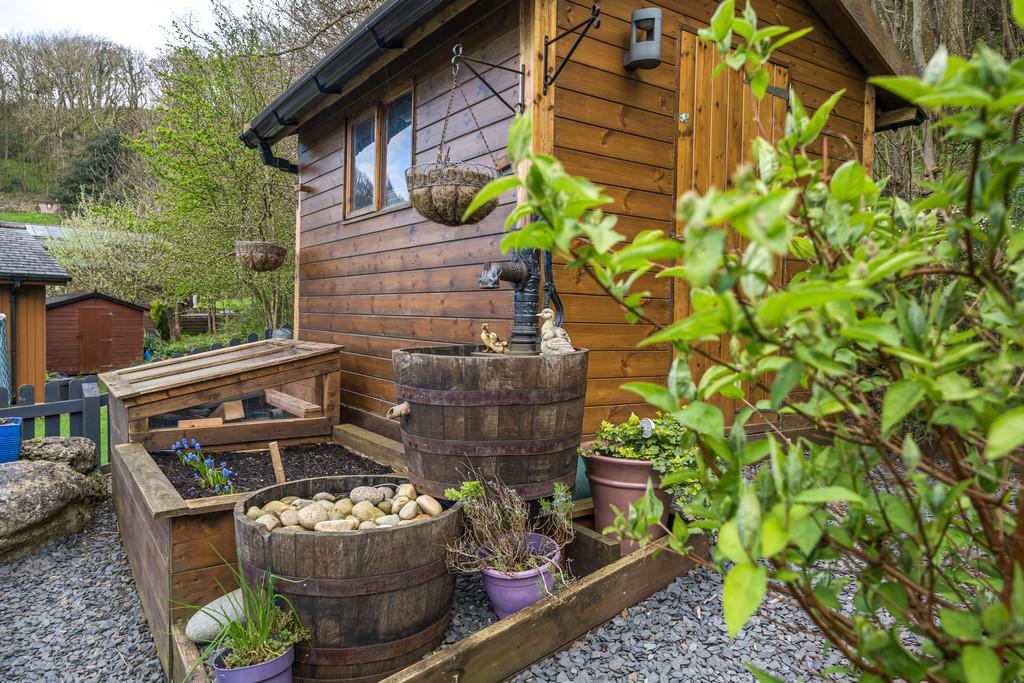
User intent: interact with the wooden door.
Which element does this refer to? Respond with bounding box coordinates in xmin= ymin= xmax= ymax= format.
xmin=79 ymin=308 xmax=114 ymax=373
xmin=674 ymin=26 xmax=791 ymax=428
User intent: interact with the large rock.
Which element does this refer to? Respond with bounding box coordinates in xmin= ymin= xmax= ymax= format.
xmin=0 ymin=460 xmax=106 ymax=562
xmin=185 ymin=589 xmax=245 ymax=642
xmin=20 ymin=437 xmax=97 ymax=474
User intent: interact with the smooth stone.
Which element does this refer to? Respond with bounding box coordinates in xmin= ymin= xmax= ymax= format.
xmin=245 ymin=506 xmax=263 ymax=521
xmin=376 ymin=487 xmax=394 ymax=500
xmin=280 ymin=496 xmax=297 ymax=505
xmin=327 ymin=510 xmax=344 ymax=521
xmin=316 ymin=500 xmax=334 ymax=511
xmin=312 ymin=492 xmax=336 ymax=502
xmin=414 ymin=514 xmax=431 ymax=520
xmin=314 ymin=519 xmax=357 ymax=532
xmin=262 ymin=501 xmax=288 ymax=515
xmin=334 ymin=499 xmax=353 ymax=516
xmin=396 ymin=483 xmax=417 ymax=500
xmin=280 ymin=525 xmax=305 ymax=532
xmin=368 ymin=506 xmax=385 ymax=520
xmin=291 ymin=498 xmax=314 ymax=509
xmin=351 ymin=500 xmax=377 ymax=522
xmin=278 ymin=509 xmax=300 ymax=527
xmin=398 ymin=501 xmax=419 ymax=520
xmin=185 ymin=589 xmax=244 ymax=642
xmin=344 ymin=515 xmax=359 ymax=523
xmin=297 ymin=505 xmax=328 ymax=530
xmin=376 ymin=514 xmax=400 ymax=526
xmin=416 ymin=495 xmax=442 ymax=517
xmin=349 ymin=486 xmax=384 ymax=505
xmin=358 ymin=521 xmax=378 ymax=530
xmin=398 ymin=519 xmax=415 ymax=525
xmin=254 ymin=514 xmax=280 ymax=531
xmin=377 ymin=500 xmax=392 ymax=514
xmin=391 ymin=495 xmax=410 ymax=510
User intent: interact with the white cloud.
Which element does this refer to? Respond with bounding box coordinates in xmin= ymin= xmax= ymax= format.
xmin=0 ymin=0 xmax=226 ymax=54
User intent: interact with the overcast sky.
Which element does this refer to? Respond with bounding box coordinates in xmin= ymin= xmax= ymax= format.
xmin=0 ymin=0 xmax=228 ymax=54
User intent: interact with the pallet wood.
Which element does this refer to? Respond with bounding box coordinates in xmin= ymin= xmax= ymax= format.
xmin=171 ymin=623 xmax=212 ymax=683
xmin=333 ymin=423 xmax=409 ymax=471
xmin=210 ymin=400 xmax=245 ymax=422
xmin=264 ymin=388 xmax=321 ymax=417
xmin=137 ymin=416 xmax=332 ymax=452
xmin=176 ymin=417 xmax=224 ymax=429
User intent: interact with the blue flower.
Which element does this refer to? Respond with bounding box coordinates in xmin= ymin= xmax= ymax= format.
xmin=193 ymin=473 xmax=200 ymax=479
xmin=222 ymin=467 xmax=231 ymax=477
xmin=220 ymin=462 xmax=227 ymax=467
xmin=214 ymin=485 xmax=221 ymax=492
xmin=204 ymin=458 xmax=214 ymax=468
xmin=191 ymin=439 xmax=200 ymax=449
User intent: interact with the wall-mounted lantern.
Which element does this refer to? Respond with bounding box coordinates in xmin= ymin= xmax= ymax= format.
xmin=623 ymin=8 xmax=663 ymax=70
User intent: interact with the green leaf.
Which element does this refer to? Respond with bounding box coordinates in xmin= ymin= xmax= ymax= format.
xmin=716 ymin=520 xmax=749 ymax=564
xmin=769 ymin=27 xmax=812 ymax=54
xmin=830 ymin=161 xmax=871 ymax=202
xmin=793 ymin=486 xmax=863 ymax=505
xmin=962 ymin=645 xmax=1000 ymax=683
xmin=1015 ymin=0 xmax=1024 ymax=28
xmin=461 ymin=175 xmax=521 ymax=223
xmin=801 ymin=89 xmax=845 ymax=144
xmin=769 ymin=360 xmax=802 ymax=410
xmin=760 ymin=517 xmax=788 ymax=556
xmin=708 ymin=0 xmax=736 ymax=41
xmin=507 ymin=113 xmax=532 ymax=164
xmin=674 ymin=401 xmax=725 ymax=436
xmin=723 ymin=563 xmax=767 ymax=636
xmin=621 ymin=382 xmax=678 ymax=413
xmin=984 ymin=406 xmax=1024 ymax=459
xmin=841 ymin=318 xmax=901 ymax=347
xmin=750 ymin=69 xmax=769 ymax=100
xmin=940 ymin=608 xmax=982 ymax=640
xmin=882 ymin=380 xmax=925 ymax=434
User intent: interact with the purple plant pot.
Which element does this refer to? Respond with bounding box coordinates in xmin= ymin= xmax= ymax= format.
xmin=214 ymin=645 xmax=294 ymax=683
xmin=480 ymin=533 xmax=561 ymax=619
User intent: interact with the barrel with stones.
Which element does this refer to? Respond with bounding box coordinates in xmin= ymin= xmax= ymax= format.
xmin=392 ymin=345 xmax=588 ymax=501
xmin=234 ymin=475 xmax=461 ymax=682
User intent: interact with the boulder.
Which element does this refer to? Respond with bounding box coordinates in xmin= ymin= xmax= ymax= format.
xmin=19 ymin=437 xmax=97 ymax=474
xmin=185 ymin=589 xmax=245 ymax=642
xmin=0 ymin=460 xmax=106 ymax=562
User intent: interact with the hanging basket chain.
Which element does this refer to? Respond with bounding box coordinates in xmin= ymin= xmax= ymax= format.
xmin=436 ymin=52 xmax=500 ymax=168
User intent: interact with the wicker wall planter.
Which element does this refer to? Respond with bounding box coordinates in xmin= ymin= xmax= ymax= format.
xmin=405 ymin=162 xmax=500 ymax=226
xmin=235 ymin=240 xmax=287 ymax=272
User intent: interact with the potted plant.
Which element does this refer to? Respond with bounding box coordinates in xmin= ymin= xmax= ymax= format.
xmin=186 ymin=559 xmax=309 ymax=683
xmin=581 ymin=413 xmax=701 ymax=554
xmin=0 ymin=417 xmax=22 ymax=463
xmin=445 ymin=479 xmax=574 ymax=619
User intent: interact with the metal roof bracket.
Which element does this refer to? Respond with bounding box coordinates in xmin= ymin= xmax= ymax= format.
xmin=543 ymin=3 xmax=601 ymax=95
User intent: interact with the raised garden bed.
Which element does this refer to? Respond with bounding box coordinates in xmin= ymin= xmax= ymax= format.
xmin=112 ymin=440 xmax=391 ymax=680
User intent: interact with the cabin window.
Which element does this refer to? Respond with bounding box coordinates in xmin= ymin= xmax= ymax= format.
xmin=349 ymin=113 xmax=377 ymax=214
xmin=383 ymin=92 xmax=413 ymax=207
xmin=345 ymin=89 xmax=414 ymax=217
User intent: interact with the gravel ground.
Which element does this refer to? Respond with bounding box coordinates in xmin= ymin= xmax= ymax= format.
xmin=0 ymin=484 xmax=846 ymax=683
xmin=0 ymin=482 xmax=164 ymax=683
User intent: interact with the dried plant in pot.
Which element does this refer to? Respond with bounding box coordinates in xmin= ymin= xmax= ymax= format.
xmin=235 ymin=240 xmax=288 ymax=272
xmin=405 ymin=161 xmax=501 ymax=226
xmin=445 ymin=479 xmax=574 ymax=618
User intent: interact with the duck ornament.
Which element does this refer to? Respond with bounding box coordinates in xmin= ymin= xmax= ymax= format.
xmin=480 ymin=322 xmax=509 ymax=354
xmin=537 ymin=308 xmax=575 ymax=355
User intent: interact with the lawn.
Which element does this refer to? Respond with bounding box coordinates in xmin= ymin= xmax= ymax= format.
xmin=31 ymin=405 xmax=110 ymax=466
xmin=0 ymin=211 xmax=62 ymax=225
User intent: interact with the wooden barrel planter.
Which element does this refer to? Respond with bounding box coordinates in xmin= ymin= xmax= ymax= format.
xmin=391 ymin=345 xmax=588 ymax=501
xmin=234 ymin=475 xmax=461 ymax=683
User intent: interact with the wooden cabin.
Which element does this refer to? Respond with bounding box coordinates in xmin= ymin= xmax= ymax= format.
xmin=242 ymin=0 xmax=918 ymax=440
xmin=46 ymin=291 xmax=148 ymax=375
xmin=0 ymin=227 xmax=70 ymax=398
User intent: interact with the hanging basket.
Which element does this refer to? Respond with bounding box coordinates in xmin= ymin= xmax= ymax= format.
xmin=405 ymin=162 xmax=500 ymax=227
xmin=235 ymin=240 xmax=287 ymax=272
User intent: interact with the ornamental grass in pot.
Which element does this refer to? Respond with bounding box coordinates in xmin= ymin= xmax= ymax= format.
xmin=446 ymin=479 xmax=574 ymax=619
xmin=581 ymin=413 xmax=701 ymax=554
xmin=186 ymin=557 xmax=310 ymax=683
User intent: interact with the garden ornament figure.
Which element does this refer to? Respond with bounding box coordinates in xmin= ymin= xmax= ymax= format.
xmin=480 ymin=323 xmax=509 ymax=354
xmin=537 ymin=308 xmax=574 ymax=355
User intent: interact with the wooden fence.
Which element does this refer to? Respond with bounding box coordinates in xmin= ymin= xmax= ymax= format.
xmin=0 ymin=376 xmax=108 ymax=468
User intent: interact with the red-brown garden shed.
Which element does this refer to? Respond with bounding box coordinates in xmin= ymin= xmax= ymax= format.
xmin=46 ymin=291 xmax=148 ymax=375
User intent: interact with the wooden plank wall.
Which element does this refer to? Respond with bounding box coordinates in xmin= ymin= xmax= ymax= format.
xmin=552 ymin=0 xmax=867 ymax=432
xmin=296 ymin=1 xmax=522 ymax=439
xmin=0 ymin=283 xmax=48 ymax=399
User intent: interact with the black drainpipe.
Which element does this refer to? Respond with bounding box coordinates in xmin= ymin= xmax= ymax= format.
xmin=239 ymin=134 xmax=298 ymax=175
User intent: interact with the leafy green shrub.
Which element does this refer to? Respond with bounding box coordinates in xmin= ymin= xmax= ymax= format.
xmin=466 ymin=1 xmax=1024 ymax=679
xmin=149 ymin=300 xmax=172 ymax=341
xmin=582 ymin=413 xmax=702 ymax=500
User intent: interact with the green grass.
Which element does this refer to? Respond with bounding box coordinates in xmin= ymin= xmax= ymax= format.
xmin=32 ymin=405 xmax=110 ymax=466
xmin=0 ymin=211 xmax=62 ymax=225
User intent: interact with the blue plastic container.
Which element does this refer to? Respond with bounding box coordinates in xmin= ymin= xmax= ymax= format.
xmin=0 ymin=417 xmax=22 ymax=462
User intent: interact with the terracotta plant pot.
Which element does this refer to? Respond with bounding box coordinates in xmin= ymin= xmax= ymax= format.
xmin=584 ymin=453 xmax=672 ymax=555
xmin=214 ymin=645 xmax=294 ymax=683
xmin=479 ymin=533 xmax=561 ymax=619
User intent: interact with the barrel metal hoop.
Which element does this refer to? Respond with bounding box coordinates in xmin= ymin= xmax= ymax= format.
xmin=240 ymin=558 xmax=448 ymax=598
xmin=295 ymin=608 xmax=452 ymax=665
xmin=395 ymin=384 xmax=584 ymax=406
xmin=402 ymin=431 xmax=581 ymax=456
xmin=411 ymin=470 xmax=576 ymax=500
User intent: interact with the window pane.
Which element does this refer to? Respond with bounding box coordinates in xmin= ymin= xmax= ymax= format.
xmin=351 ymin=114 xmax=376 ymax=212
xmin=383 ymin=92 xmax=413 ymax=207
